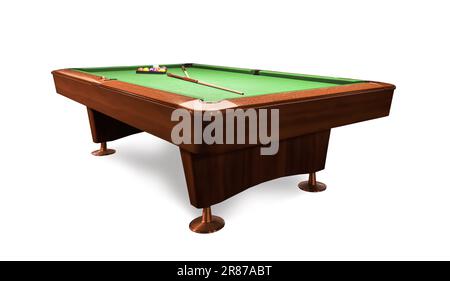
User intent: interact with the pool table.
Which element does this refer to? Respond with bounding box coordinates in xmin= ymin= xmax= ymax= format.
xmin=52 ymin=63 xmax=395 ymax=233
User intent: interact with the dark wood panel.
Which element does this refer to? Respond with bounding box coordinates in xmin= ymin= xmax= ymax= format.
xmin=275 ymin=88 xmax=394 ymax=140
xmin=87 ymin=108 xmax=141 ymax=143
xmin=180 ymin=130 xmax=330 ymax=208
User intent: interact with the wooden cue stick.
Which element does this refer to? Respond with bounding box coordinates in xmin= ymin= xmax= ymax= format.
xmin=181 ymin=65 xmax=190 ymax=78
xmin=167 ymin=73 xmax=244 ymax=95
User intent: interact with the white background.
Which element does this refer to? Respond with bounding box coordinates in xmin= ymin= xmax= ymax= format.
xmin=1 ymin=0 xmax=449 ymax=260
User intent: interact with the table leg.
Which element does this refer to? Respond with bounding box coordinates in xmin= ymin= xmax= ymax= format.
xmin=91 ymin=142 xmax=116 ymax=156
xmin=298 ymin=172 xmax=327 ymax=192
xmin=189 ymin=207 xmax=225 ymax=234
xmin=86 ymin=108 xmax=141 ymax=156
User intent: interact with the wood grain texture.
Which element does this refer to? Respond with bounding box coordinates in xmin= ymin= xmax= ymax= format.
xmin=180 ymin=130 xmax=330 ymax=208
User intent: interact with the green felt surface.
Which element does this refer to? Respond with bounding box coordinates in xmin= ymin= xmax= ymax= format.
xmin=75 ymin=64 xmax=362 ymax=102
